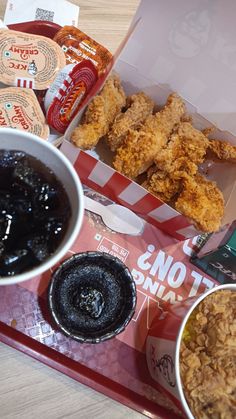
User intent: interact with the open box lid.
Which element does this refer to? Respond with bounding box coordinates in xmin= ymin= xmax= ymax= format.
xmin=118 ymin=0 xmax=236 ymax=138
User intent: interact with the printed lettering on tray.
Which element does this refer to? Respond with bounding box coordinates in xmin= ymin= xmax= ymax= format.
xmin=130 ymin=243 xmax=215 ymax=304
xmin=97 ymin=237 xmax=129 ymax=263
xmin=182 ymin=236 xmax=198 ymax=256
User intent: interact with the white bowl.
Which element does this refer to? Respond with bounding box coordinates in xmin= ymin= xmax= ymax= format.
xmin=0 ymin=128 xmax=84 ymax=285
xmin=175 ymin=283 xmax=236 ymax=418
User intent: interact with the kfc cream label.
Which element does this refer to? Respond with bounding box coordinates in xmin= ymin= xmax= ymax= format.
xmin=0 ymin=29 xmax=66 ymax=90
xmin=0 ymin=87 xmax=49 ymax=138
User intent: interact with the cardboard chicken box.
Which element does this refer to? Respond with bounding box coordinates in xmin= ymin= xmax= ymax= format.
xmin=61 ymin=0 xmax=236 ymax=241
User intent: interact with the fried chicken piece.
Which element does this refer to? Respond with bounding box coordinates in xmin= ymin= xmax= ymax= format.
xmin=154 ymin=122 xmax=209 ymax=172
xmin=206 ymin=139 xmax=236 ymax=162
xmin=202 ymin=126 xmax=215 ymax=137
xmin=142 ymin=169 xmax=182 ymax=202
xmin=143 ymin=122 xmax=208 ymax=202
xmin=113 ymin=130 xmax=161 ymax=179
xmin=175 ymin=173 xmax=224 ymax=232
xmin=71 ymin=74 xmax=126 ymax=149
xmin=143 ymin=158 xmax=197 ymax=202
xmin=106 ymin=92 xmax=154 ymax=151
xmin=113 ymin=93 xmax=185 ymax=179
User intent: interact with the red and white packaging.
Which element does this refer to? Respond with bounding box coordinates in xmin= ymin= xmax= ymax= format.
xmin=60 ymin=0 xmax=236 ymax=241
xmin=45 ymin=61 xmax=98 ymax=133
xmin=146 ymin=283 xmax=236 ymax=418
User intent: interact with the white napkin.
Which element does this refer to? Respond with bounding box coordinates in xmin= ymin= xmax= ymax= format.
xmin=4 ymin=0 xmax=80 ymax=27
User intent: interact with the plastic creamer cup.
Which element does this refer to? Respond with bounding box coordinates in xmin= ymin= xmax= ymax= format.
xmin=0 ymin=29 xmax=66 ymax=89
xmin=146 ymin=283 xmax=236 ymax=418
xmin=0 ymin=87 xmax=49 ymax=139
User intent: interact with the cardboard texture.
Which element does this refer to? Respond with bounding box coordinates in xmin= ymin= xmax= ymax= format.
xmin=61 ymin=0 xmax=236 ymax=240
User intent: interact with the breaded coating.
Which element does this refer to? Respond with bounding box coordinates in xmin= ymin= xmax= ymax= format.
xmin=114 ymin=130 xmax=164 ymax=179
xmin=106 ymin=92 xmax=154 ymax=151
xmin=175 ymin=173 xmax=224 ymax=232
xmin=142 ymin=169 xmax=182 ymax=202
xmin=144 ymin=123 xmax=210 ymax=202
xmin=176 ymin=122 xmax=209 ymax=163
xmin=155 ymin=122 xmax=209 ymax=172
xmin=113 ymin=93 xmax=185 ymax=179
xmin=206 ymin=139 xmax=236 ymax=162
xmin=202 ymin=126 xmax=215 ymax=137
xmin=143 ymin=158 xmax=197 ymax=202
xmin=71 ymin=74 xmax=126 ymax=149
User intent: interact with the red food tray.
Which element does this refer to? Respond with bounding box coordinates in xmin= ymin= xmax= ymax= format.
xmin=0 ymin=21 xmax=219 ymax=417
xmin=0 ymin=187 xmax=218 ymax=418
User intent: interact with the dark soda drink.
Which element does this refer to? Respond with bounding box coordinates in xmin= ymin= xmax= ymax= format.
xmin=0 ymin=149 xmax=71 ymax=277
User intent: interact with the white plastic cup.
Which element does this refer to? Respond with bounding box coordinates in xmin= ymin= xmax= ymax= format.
xmin=0 ymin=128 xmax=84 ymax=285
xmin=146 ymin=283 xmax=236 ymax=418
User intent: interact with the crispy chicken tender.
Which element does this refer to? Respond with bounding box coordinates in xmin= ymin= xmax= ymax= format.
xmin=142 ymin=169 xmax=182 ymax=202
xmin=175 ymin=173 xmax=224 ymax=232
xmin=71 ymin=74 xmax=126 ymax=149
xmin=143 ymin=122 xmax=208 ymax=201
xmin=143 ymin=124 xmax=227 ymax=231
xmin=106 ymin=92 xmax=154 ymax=151
xmin=113 ymin=93 xmax=185 ymax=179
xmin=206 ymin=139 xmax=236 ymax=162
xmin=114 ymin=130 xmax=163 ymax=179
xmin=143 ymin=159 xmax=197 ymax=202
xmin=155 ymin=122 xmax=209 ymax=172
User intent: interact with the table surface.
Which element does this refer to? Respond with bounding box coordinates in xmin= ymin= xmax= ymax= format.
xmin=0 ymin=1 xmax=148 ymax=418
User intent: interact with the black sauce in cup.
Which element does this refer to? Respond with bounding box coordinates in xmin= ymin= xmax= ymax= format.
xmin=0 ymin=150 xmax=71 ymax=277
xmin=48 ymin=251 xmax=137 ymax=343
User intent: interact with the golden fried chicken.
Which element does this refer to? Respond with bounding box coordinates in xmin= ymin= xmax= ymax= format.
xmin=206 ymin=139 xmax=236 ymax=162
xmin=174 ymin=173 xmax=224 ymax=232
xmin=106 ymin=92 xmax=154 ymax=151
xmin=201 ymin=126 xmax=215 ymax=137
xmin=155 ymin=122 xmax=209 ymax=172
xmin=113 ymin=93 xmax=185 ymax=179
xmin=142 ymin=122 xmax=209 ymax=202
xmin=142 ymin=169 xmax=182 ymax=202
xmin=71 ymin=74 xmax=126 ymax=149
xmin=143 ymin=158 xmax=197 ymax=202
